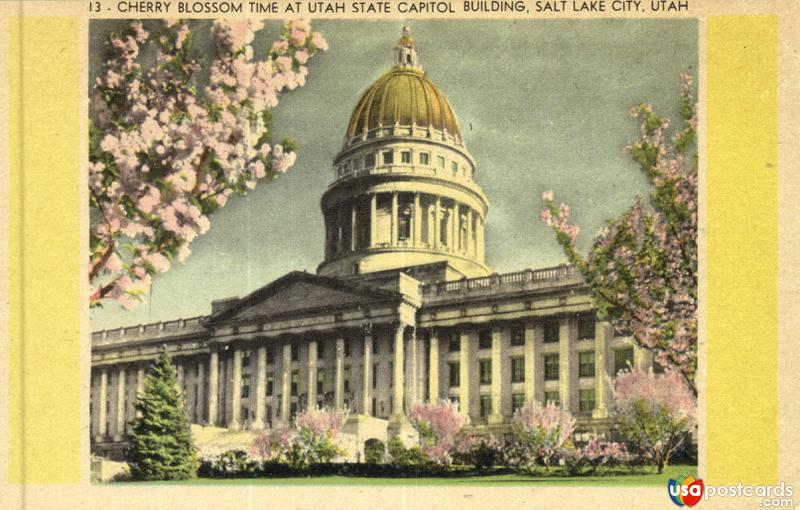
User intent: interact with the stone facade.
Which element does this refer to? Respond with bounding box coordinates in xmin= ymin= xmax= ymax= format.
xmin=90 ymin=29 xmax=656 ymax=457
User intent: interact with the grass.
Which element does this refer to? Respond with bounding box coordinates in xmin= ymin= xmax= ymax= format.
xmin=133 ymin=463 xmax=695 ymax=487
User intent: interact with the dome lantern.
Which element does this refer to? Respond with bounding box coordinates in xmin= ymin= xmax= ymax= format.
xmin=396 ymin=26 xmax=420 ymax=69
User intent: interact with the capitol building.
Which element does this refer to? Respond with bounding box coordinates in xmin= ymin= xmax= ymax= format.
xmin=90 ymin=29 xmax=655 ymax=458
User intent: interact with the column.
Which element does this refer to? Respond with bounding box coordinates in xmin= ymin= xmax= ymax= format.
xmin=252 ymin=345 xmax=267 ymax=429
xmin=370 ymin=194 xmax=377 ymax=247
xmin=459 ymin=331 xmax=471 ymax=418
xmin=434 ymin=197 xmax=441 ymax=249
xmin=97 ymin=368 xmax=108 ymax=441
xmin=114 ymin=367 xmax=126 ymax=441
xmin=308 ymin=340 xmax=318 ymax=407
xmin=196 ymin=361 xmax=205 ymax=425
xmin=559 ymin=318 xmax=575 ymax=412
xmin=207 ymin=349 xmax=219 ymax=426
xmin=452 ymin=203 xmax=460 ymax=253
xmin=634 ymin=344 xmax=654 ymax=371
xmin=428 ymin=330 xmax=440 ymax=402
xmin=466 ymin=209 xmax=473 ymax=257
xmin=176 ymin=363 xmax=184 ymax=402
xmin=229 ymin=346 xmax=242 ymax=430
xmin=390 ymin=192 xmax=399 ymax=245
xmin=413 ymin=193 xmax=421 ymax=247
xmin=404 ymin=330 xmax=418 ymax=407
xmin=136 ymin=367 xmax=145 ymax=395
xmin=392 ymin=324 xmax=405 ymax=417
xmin=593 ymin=321 xmax=612 ymax=419
xmin=281 ymin=343 xmax=291 ymax=423
xmin=362 ymin=331 xmax=373 ymax=415
xmin=476 ymin=217 xmax=485 ymax=262
xmin=90 ymin=373 xmax=99 ymax=439
xmin=489 ymin=326 xmax=504 ymax=424
xmin=351 ymin=202 xmax=358 ymax=251
xmin=186 ymin=363 xmax=196 ymax=423
xmin=523 ymin=322 xmax=538 ymax=404
xmin=335 ymin=337 xmax=345 ymax=410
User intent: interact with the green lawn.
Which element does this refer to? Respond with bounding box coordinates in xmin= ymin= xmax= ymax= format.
xmin=137 ymin=464 xmax=694 ymax=487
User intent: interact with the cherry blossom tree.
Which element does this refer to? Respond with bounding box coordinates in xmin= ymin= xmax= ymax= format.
xmin=612 ymin=368 xmax=696 ymax=473
xmin=89 ymin=19 xmax=328 ymax=309
xmin=408 ymin=400 xmax=465 ymax=465
xmin=540 ymin=74 xmax=698 ymax=395
xmin=507 ymin=401 xmax=575 ymax=472
xmin=250 ymin=406 xmax=349 ymax=467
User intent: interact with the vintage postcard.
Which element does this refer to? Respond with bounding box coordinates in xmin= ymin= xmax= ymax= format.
xmin=0 ymin=1 xmax=798 ymax=509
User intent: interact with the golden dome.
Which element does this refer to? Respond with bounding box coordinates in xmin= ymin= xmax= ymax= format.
xmin=346 ymin=67 xmax=462 ymax=140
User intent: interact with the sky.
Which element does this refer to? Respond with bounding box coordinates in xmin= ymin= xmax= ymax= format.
xmin=90 ymin=18 xmax=698 ymax=330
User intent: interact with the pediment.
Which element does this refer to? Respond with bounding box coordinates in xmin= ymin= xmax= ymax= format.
xmin=208 ymin=272 xmax=400 ymax=323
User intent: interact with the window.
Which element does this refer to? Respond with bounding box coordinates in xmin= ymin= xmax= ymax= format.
xmin=365 ymin=153 xmax=376 ymax=167
xmin=266 ymin=373 xmax=274 ymax=396
xmin=510 ymin=324 xmax=525 ymax=346
xmin=373 ymin=338 xmax=379 ymax=355
xmin=448 ymin=332 xmax=460 ymax=352
xmin=383 ymin=150 xmax=394 ymax=165
xmin=317 ymin=369 xmax=325 ymax=395
xmin=317 ymin=342 xmax=324 ymax=359
xmin=240 ymin=374 xmax=250 ymax=398
xmin=267 ymin=346 xmax=275 ymax=364
xmin=388 ymin=396 xmax=393 ymax=414
xmin=614 ymin=347 xmax=634 ymax=375
xmin=290 ymin=402 xmax=298 ymax=419
xmin=512 ymin=393 xmax=525 ymax=413
xmin=436 ymin=155 xmax=446 ymax=168
xmin=241 ymin=351 xmax=250 ymax=368
xmin=291 ymin=344 xmax=299 ymax=362
xmin=398 ymin=205 xmax=411 ymax=240
xmin=544 ymin=390 xmax=560 ymax=406
xmin=353 ymin=158 xmax=361 ymax=171
xmin=578 ymin=351 xmax=595 ymax=378
xmin=419 ymin=152 xmax=429 ymax=165
xmin=344 ymin=340 xmax=351 ymax=357
xmin=448 ymin=362 xmax=460 ymax=388
xmin=544 ymin=321 xmax=560 ymax=343
xmin=344 ymin=366 xmax=351 ymax=393
xmin=544 ymin=354 xmax=559 ymax=381
xmin=451 ymin=161 xmax=458 ymax=173
xmin=511 ymin=357 xmax=525 ymax=383
xmin=478 ymin=329 xmax=492 ymax=350
xmin=372 ymin=398 xmax=377 ymax=417
xmin=479 ymin=359 xmax=492 ymax=385
xmin=579 ymin=389 xmax=596 ymax=413
xmin=479 ymin=395 xmax=492 ymax=418
xmin=577 ymin=316 xmax=596 ymax=340
xmin=372 ymin=363 xmax=378 ymax=389
xmin=389 ymin=362 xmax=393 ymax=387
xmin=291 ymin=371 xmax=299 ymax=396
xmin=401 ymin=151 xmax=411 ymax=164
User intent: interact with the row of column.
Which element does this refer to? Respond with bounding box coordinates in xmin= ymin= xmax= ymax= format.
xmin=329 ymin=192 xmax=485 ymax=260
xmin=427 ymin=319 xmax=619 ymax=420
xmin=92 ymin=319 xmax=645 ymax=442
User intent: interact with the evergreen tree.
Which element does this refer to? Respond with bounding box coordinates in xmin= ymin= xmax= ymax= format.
xmin=126 ymin=347 xmax=199 ymax=480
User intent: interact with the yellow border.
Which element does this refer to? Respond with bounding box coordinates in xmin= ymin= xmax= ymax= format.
xmin=8 ymin=16 xmax=81 ymax=484
xmin=706 ymin=15 xmax=778 ymax=484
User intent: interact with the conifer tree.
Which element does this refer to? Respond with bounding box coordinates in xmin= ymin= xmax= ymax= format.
xmin=126 ymin=347 xmax=199 ymax=480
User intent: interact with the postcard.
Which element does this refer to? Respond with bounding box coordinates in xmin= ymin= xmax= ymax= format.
xmin=0 ymin=1 xmax=798 ymax=509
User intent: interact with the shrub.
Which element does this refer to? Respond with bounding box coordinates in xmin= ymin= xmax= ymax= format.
xmin=452 ymin=433 xmax=503 ymax=471
xmin=562 ymin=439 xmax=630 ymax=475
xmin=364 ymin=439 xmax=385 ymax=465
xmin=508 ymin=401 xmax=575 ymax=472
xmin=387 ymin=437 xmax=429 ymax=466
xmin=250 ymin=406 xmax=349 ymax=469
xmin=126 ymin=347 xmax=199 ymax=480
xmin=408 ymin=400 xmax=465 ymax=465
xmin=613 ymin=368 xmax=696 ymax=473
